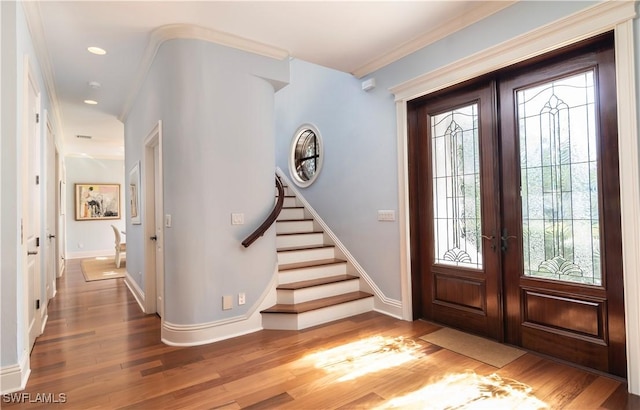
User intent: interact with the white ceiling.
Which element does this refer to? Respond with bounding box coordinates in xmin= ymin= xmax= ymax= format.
xmin=26 ymin=1 xmax=514 ymax=159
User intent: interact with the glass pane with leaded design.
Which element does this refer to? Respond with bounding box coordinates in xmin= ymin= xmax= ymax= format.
xmin=517 ymin=70 xmax=601 ymax=285
xmin=431 ymin=104 xmax=482 ymax=269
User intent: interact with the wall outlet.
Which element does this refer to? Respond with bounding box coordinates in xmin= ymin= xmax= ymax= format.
xmin=165 ymin=214 xmax=172 ymax=227
xmin=222 ymin=295 xmax=233 ymax=310
xmin=231 ymin=213 xmax=244 ymax=225
xmin=238 ymin=292 xmax=246 ymax=305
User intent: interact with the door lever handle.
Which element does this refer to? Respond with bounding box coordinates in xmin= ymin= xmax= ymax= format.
xmin=481 ymin=234 xmax=497 ymax=251
xmin=150 ymin=235 xmax=158 ymax=241
xmin=28 ymin=250 xmax=38 ymax=255
xmin=48 ymin=234 xmax=56 ymax=239
xmin=501 ymin=229 xmax=517 ymax=252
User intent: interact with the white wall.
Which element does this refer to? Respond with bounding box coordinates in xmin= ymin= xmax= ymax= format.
xmin=125 ymin=39 xmax=289 ymax=331
xmin=64 ymin=157 xmax=125 ymax=259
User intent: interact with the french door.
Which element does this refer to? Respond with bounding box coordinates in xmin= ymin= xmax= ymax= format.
xmin=408 ymin=33 xmax=626 ymax=377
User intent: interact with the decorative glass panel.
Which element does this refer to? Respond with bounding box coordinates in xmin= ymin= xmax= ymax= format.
xmin=517 ymin=71 xmax=601 ymax=285
xmin=431 ymin=104 xmax=482 ymax=269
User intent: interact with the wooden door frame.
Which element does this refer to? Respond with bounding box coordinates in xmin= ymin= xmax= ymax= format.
xmin=392 ymin=1 xmax=639 ymax=393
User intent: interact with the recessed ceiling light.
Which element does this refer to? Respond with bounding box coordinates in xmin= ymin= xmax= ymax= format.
xmin=84 ymin=99 xmax=98 ymax=105
xmin=87 ymin=46 xmax=107 ymax=55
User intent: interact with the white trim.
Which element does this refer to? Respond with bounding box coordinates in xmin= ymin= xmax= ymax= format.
xmin=614 ymin=18 xmax=640 ymax=395
xmin=119 ymin=24 xmax=288 ymax=122
xmin=391 ymin=0 xmax=638 ymax=393
xmin=124 ymin=271 xmax=146 ymax=314
xmin=395 ymin=102 xmax=412 ymax=321
xmin=0 ymin=351 xmax=30 ymax=394
xmin=352 ymin=1 xmax=516 ymax=78
xmin=161 ymin=264 xmax=278 ymax=346
xmin=276 ymin=168 xmax=403 ymax=319
xmin=65 ymin=249 xmax=113 ymax=260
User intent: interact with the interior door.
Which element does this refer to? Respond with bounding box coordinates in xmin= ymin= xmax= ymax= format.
xmin=24 ymin=61 xmax=42 ymax=351
xmin=408 ymin=80 xmax=502 ymax=340
xmin=500 ymin=34 xmax=626 ymax=377
xmin=45 ymin=118 xmax=57 ymax=301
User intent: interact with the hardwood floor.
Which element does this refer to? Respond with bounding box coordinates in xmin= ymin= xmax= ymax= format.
xmin=4 ymin=258 xmax=639 ymax=409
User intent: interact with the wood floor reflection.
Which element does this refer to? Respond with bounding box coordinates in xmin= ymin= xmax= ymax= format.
xmin=5 ymin=259 xmax=639 ymax=409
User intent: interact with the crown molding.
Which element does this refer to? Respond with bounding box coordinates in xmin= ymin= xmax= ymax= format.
xmin=351 ymin=1 xmax=516 ymax=79
xmin=119 ymin=24 xmax=289 ymax=122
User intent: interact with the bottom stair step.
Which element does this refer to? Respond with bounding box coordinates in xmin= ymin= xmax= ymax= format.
xmin=261 ymin=291 xmax=374 ymax=331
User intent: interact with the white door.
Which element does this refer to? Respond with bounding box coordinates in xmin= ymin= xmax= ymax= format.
xmin=45 ymin=117 xmax=57 ymax=300
xmin=23 ymin=59 xmax=42 ymax=350
xmin=154 ymin=143 xmax=164 ymax=317
xmin=144 ymin=122 xmax=164 ymax=317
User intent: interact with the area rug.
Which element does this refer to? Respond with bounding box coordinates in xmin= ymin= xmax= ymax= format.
xmin=420 ymin=327 xmax=526 ymax=368
xmin=81 ymin=257 xmax=126 ymax=282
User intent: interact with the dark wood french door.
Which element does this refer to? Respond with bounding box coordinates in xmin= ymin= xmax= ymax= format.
xmin=408 ymin=32 xmax=626 ymax=377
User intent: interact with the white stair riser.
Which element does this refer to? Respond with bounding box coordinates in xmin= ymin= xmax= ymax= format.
xmin=277 ymin=247 xmax=336 ymax=265
xmin=277 ymin=280 xmax=360 ymax=304
xmin=278 ymin=263 xmax=347 ymax=284
xmin=276 ymin=233 xmax=324 ymax=249
xmin=276 ymin=220 xmax=314 ymax=234
xmin=283 ymin=197 xmax=299 ymax=207
xmin=279 ymin=208 xmax=306 ymax=220
xmin=261 ymin=297 xmax=374 ymax=330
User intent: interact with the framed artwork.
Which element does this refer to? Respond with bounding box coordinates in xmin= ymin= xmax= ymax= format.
xmin=129 ymin=161 xmax=141 ymax=224
xmin=75 ymin=183 xmax=120 ymax=221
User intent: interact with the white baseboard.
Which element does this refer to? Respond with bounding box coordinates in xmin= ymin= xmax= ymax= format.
xmin=0 ymin=352 xmax=30 ymax=394
xmin=124 ymin=272 xmax=146 ymax=313
xmin=161 ymin=264 xmax=278 ymax=346
xmin=66 ymin=249 xmax=113 ymax=259
xmin=275 ymin=167 xmax=404 ymax=320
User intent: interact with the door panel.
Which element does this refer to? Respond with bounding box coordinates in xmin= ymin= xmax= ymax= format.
xmin=500 ymin=33 xmax=625 ymax=377
xmin=409 ymin=81 xmax=502 ymax=340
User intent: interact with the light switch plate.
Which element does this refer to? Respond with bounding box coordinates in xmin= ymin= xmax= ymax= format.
xmin=377 ymin=210 xmax=396 ymax=221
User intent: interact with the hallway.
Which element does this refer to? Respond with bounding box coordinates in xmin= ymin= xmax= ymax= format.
xmin=4 ymin=259 xmax=638 ymax=409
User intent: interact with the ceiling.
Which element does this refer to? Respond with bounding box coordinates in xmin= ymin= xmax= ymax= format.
xmin=25 ymin=1 xmax=514 ymax=160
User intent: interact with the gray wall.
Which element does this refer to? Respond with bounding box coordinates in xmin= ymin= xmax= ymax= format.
xmin=125 ymin=39 xmax=289 ymax=325
xmin=64 ymin=157 xmax=125 ymax=258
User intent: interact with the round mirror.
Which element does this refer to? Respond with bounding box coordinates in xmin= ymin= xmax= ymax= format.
xmin=289 ymin=124 xmax=323 ymax=187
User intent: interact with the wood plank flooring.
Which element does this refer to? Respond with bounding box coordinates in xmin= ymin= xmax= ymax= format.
xmin=4 ymin=258 xmax=639 ymax=409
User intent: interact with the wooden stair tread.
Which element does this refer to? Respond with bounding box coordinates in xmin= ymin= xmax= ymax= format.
xmin=277 ymin=244 xmax=334 ymax=252
xmin=277 ymin=274 xmax=359 ymax=290
xmin=261 ymin=291 xmax=373 ymax=314
xmin=277 ymin=218 xmax=314 ymax=223
xmin=277 ymin=230 xmax=324 ymax=237
xmin=279 ymin=258 xmax=346 ymax=271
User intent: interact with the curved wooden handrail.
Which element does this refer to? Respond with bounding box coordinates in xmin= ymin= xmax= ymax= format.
xmin=242 ymin=175 xmax=285 ymax=248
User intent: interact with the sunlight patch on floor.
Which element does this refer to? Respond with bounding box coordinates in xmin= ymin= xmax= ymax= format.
xmin=305 ymin=336 xmax=422 ymax=382
xmin=375 ymin=370 xmax=548 ymax=409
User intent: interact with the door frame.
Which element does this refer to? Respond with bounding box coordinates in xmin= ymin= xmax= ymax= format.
xmin=392 ymin=1 xmax=639 ymax=393
xmin=143 ymin=121 xmax=164 ymax=315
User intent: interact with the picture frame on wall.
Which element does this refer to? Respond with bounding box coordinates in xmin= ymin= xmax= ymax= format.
xmin=74 ymin=183 xmax=121 ymax=221
xmin=129 ymin=161 xmax=141 ymax=224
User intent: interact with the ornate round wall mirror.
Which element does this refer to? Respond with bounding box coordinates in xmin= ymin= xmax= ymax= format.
xmin=289 ymin=124 xmax=323 ymax=187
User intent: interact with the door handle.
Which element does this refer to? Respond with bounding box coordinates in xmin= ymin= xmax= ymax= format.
xmin=28 ymin=250 xmax=38 ymax=255
xmin=501 ymin=229 xmax=517 ymax=252
xmin=48 ymin=234 xmax=56 ymax=239
xmin=481 ymin=234 xmax=497 ymax=251
xmin=150 ymin=235 xmax=158 ymax=241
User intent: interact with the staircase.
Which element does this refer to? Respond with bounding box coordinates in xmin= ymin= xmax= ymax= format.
xmin=261 ymin=184 xmax=374 ymax=330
